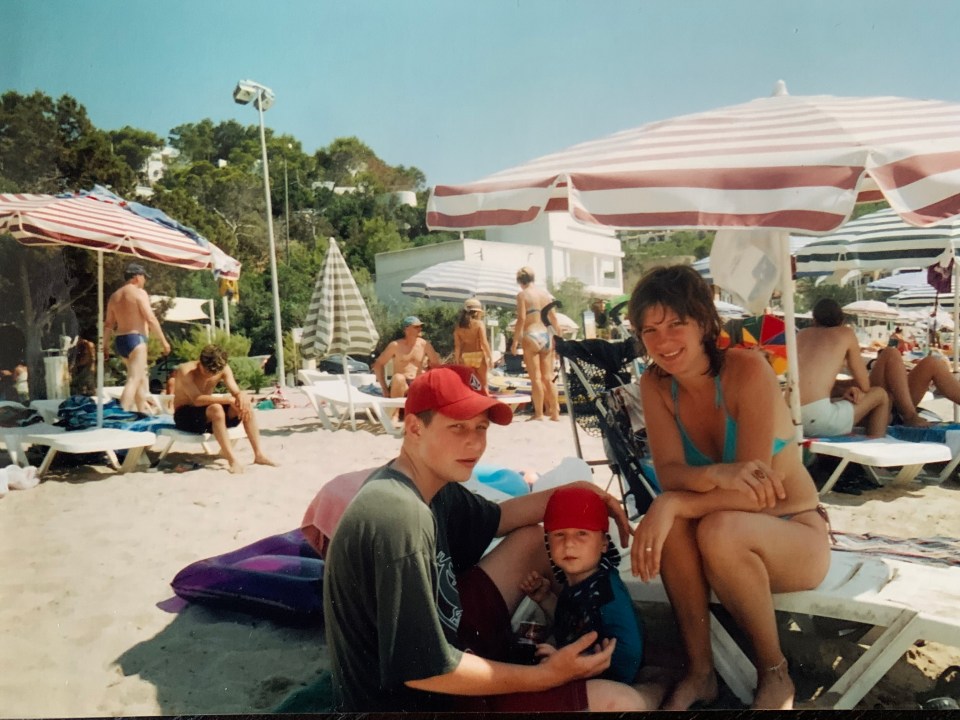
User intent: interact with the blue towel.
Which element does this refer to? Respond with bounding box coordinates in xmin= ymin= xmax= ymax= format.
xmin=888 ymin=423 xmax=960 ymax=445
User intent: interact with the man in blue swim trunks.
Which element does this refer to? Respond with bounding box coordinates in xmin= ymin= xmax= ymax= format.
xmin=104 ymin=262 xmax=170 ymax=414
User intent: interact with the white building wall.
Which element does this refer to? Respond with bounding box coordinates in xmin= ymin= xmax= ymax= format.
xmin=486 ymin=211 xmax=623 ymax=297
xmin=374 ymin=239 xmax=546 ymax=309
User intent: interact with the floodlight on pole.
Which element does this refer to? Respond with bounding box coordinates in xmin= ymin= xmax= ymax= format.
xmin=233 ymin=79 xmax=285 ymax=387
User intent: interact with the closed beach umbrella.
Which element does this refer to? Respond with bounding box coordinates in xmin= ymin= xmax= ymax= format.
xmin=0 ymin=187 xmax=241 ymax=426
xmin=401 ymin=260 xmax=519 ymax=307
xmin=427 ymin=82 xmax=960 ymax=433
xmin=300 ymin=239 xmax=379 ymax=430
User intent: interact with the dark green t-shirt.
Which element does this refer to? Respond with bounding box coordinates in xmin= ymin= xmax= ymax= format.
xmin=323 ymin=463 xmax=501 ymax=712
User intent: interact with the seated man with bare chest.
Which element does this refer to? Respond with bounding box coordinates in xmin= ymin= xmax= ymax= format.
xmin=372 ymin=316 xmax=442 ymax=399
xmin=172 ymin=344 xmax=277 ymax=474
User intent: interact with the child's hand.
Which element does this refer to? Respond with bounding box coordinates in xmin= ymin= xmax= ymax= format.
xmin=519 ymin=570 xmax=551 ymax=604
xmin=534 ymin=643 xmax=557 ymax=662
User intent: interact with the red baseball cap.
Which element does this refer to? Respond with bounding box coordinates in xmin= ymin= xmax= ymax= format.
xmin=405 ymin=365 xmax=513 ymax=425
xmin=543 ymin=486 xmax=608 ymax=532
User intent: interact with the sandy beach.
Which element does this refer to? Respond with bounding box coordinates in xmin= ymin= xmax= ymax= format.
xmin=1 ymin=390 xmax=959 ymax=715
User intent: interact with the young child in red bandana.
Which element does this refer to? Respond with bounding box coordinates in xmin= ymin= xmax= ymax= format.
xmin=520 ymin=486 xmax=644 ymax=684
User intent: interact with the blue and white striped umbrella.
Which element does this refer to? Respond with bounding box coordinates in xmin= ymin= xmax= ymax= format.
xmin=795 ymin=208 xmax=960 ymax=278
xmin=401 ymin=260 xmax=519 ymax=307
xmin=887 ymin=286 xmax=958 ymax=311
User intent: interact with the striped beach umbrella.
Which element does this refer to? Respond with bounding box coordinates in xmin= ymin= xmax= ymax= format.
xmin=400 ymin=260 xmax=519 ymax=307
xmin=795 ymin=208 xmax=960 ymax=278
xmin=300 ymin=239 xmax=379 ymax=430
xmin=427 ymin=83 xmax=960 ymax=433
xmin=0 ymin=187 xmax=241 ymax=426
xmin=888 ymin=288 xmax=958 ymax=311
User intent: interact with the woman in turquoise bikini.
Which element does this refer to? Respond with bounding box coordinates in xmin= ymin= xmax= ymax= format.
xmin=627 ymin=266 xmax=831 ymax=711
xmin=511 ymin=266 xmax=561 ymax=421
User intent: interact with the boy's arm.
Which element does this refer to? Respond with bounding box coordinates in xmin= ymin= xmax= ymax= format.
xmin=406 ymin=631 xmax=614 ymax=696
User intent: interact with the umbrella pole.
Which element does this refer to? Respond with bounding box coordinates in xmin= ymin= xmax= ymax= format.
xmin=954 ymin=261 xmax=959 ymax=421
xmin=344 ymin=358 xmax=356 ymax=431
xmin=778 ymin=232 xmax=802 ymax=443
xmin=97 ymin=250 xmax=104 ymax=429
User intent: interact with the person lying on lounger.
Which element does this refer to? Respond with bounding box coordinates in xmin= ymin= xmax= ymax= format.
xmin=171 ymin=344 xmax=277 ymax=474
xmin=322 ymin=365 xmax=658 ymax=713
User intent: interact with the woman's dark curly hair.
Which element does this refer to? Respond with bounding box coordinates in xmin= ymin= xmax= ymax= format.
xmin=627 ymin=264 xmax=725 ymax=378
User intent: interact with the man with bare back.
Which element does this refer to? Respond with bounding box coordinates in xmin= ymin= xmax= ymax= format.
xmin=372 ymin=316 xmax=441 ymax=400
xmin=104 ymin=263 xmax=170 ymax=414
xmin=795 ymin=298 xmax=889 ymax=437
xmin=171 ymin=344 xmax=277 ymax=474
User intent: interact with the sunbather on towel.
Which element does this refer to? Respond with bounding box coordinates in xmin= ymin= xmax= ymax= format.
xmin=323 ymin=365 xmax=658 ymax=713
xmin=627 ymin=266 xmax=832 ymax=711
xmin=171 ymin=344 xmax=277 ymax=474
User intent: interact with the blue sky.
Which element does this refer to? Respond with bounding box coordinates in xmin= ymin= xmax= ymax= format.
xmin=3 ymin=0 xmax=960 ymax=185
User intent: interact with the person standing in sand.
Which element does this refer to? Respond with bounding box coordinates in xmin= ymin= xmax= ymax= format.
xmin=104 ymin=262 xmax=170 ymax=414
xmin=372 ymin=315 xmax=441 ymax=400
xmin=511 ymin=267 xmax=561 ymax=421
xmin=171 ymin=344 xmax=276 ymax=474
xmin=795 ymin=298 xmax=890 ymax=437
xmin=453 ymin=298 xmax=493 ymax=394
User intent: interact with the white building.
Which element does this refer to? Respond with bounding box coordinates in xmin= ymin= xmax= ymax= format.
xmin=135 ymin=146 xmax=181 ymax=198
xmin=375 ymin=211 xmax=624 ymax=309
xmin=487 ymin=212 xmax=624 ymax=299
xmin=375 ymin=237 xmax=546 ymax=309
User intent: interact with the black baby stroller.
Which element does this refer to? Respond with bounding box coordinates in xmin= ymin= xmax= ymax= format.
xmin=554 ymin=336 xmax=660 ymax=520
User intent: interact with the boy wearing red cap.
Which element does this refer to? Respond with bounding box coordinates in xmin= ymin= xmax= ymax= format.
xmin=323 ymin=365 xmax=649 ymax=712
xmin=521 ymin=486 xmax=646 ymax=688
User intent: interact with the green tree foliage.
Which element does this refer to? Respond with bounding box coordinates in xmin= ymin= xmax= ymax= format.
xmin=108 ymin=126 xmax=163 ymax=181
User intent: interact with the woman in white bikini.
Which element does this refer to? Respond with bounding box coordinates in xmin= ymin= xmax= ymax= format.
xmin=628 ymin=265 xmax=831 ymax=711
xmin=511 ymin=267 xmax=560 ymax=421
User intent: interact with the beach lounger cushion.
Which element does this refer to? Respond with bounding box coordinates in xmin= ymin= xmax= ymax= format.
xmin=170 ymin=529 xmax=324 ymax=625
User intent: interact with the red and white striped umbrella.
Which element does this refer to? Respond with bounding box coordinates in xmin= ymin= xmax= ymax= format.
xmin=428 ymin=84 xmax=960 ymax=233
xmin=426 ymin=82 xmax=960 ymax=436
xmin=0 ymin=190 xmax=240 ymax=278
xmin=0 ymin=188 xmax=241 ymax=426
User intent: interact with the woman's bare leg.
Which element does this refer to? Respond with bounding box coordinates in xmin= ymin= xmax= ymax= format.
xmin=658 ymin=517 xmax=718 ymax=711
xmin=696 ymin=510 xmax=830 ymax=709
xmin=869 ymin=348 xmax=927 ymax=426
xmin=539 ymin=349 xmax=560 ymax=420
xmin=909 ymin=354 xmax=960 ymax=405
xmin=521 ymin=336 xmax=545 ymax=419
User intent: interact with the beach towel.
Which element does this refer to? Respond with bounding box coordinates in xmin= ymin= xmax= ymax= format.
xmin=833 ymin=531 xmax=960 ymax=568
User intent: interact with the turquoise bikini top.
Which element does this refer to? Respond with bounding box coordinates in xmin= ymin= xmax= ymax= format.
xmin=671 ymin=377 xmax=789 ymax=467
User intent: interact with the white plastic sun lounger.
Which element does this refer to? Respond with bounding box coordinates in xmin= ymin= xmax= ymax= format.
xmin=807 ymin=436 xmax=952 ymax=495
xmin=0 ymin=423 xmax=65 ymax=466
xmin=621 ymin=549 xmax=960 ymax=709
xmin=23 ymin=428 xmax=156 ymax=477
xmin=153 ymin=425 xmax=248 ymax=463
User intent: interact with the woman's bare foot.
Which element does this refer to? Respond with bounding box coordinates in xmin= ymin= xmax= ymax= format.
xmin=228 ymin=459 xmax=245 ymax=474
xmin=253 ymin=454 xmax=278 ymax=467
xmin=752 ymin=658 xmax=794 ymax=710
xmin=525 ymin=415 xmax=545 ymax=422
xmin=661 ymin=669 xmax=718 ymax=711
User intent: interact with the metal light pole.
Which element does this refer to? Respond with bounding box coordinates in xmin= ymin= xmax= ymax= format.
xmin=233 ymin=79 xmax=285 ymax=387
xmin=283 ymin=145 xmax=290 ymax=263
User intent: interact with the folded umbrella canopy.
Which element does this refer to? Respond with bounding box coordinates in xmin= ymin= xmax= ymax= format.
xmin=300 ymin=239 xmax=379 ymax=430
xmin=400 ymin=260 xmax=519 ymax=307
xmin=0 ymin=187 xmax=241 ymax=426
xmin=427 ymin=82 xmax=960 ymax=436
